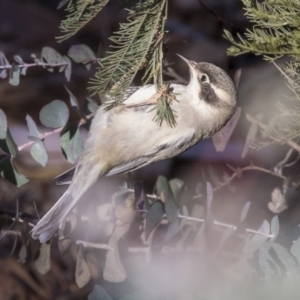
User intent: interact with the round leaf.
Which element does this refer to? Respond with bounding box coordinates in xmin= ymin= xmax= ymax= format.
xmin=26 ymin=114 xmax=44 ymax=139
xmin=0 ymin=109 xmax=7 ymax=139
xmin=41 ymin=47 xmax=63 ymax=64
xmin=68 ymin=44 xmax=96 ymax=66
xmin=60 ymin=126 xmax=83 ymax=163
xmin=34 ymin=243 xmax=51 ymax=275
xmin=40 ymin=100 xmax=69 ymax=128
xmin=30 ymin=138 xmax=48 ymax=167
xmin=75 ymin=247 xmax=91 ymax=288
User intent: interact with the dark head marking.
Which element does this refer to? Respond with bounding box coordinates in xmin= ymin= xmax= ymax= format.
xmin=196 ymin=62 xmax=237 ymax=107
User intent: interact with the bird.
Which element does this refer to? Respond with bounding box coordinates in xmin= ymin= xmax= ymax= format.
xmin=31 ymin=55 xmax=237 ymax=242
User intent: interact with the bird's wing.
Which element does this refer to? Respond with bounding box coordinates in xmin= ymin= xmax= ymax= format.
xmin=54 ymin=167 xmax=76 ymax=185
xmin=106 ymin=130 xmax=195 ymax=176
xmin=55 ymin=130 xmax=195 ymax=183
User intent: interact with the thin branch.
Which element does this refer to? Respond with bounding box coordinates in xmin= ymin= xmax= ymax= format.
xmin=76 ymin=240 xmax=112 ymax=250
xmin=0 ymin=59 xmax=97 ymax=70
xmin=18 ymin=113 xmax=94 ymax=152
xmin=138 ymin=209 xmax=271 ymax=238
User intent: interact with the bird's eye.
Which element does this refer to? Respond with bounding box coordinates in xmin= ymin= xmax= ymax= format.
xmin=200 ymin=74 xmax=209 ymax=83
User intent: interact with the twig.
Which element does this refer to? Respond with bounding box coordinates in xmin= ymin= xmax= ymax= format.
xmin=76 ymin=240 xmax=112 ymax=250
xmin=138 ymin=209 xmax=272 ymax=238
xmin=0 ymin=59 xmax=98 ymax=70
xmin=0 ymin=62 xmax=68 ymax=70
xmin=246 ymin=229 xmax=274 ymax=238
xmin=18 ymin=113 xmax=94 ymax=152
xmin=246 ymin=113 xmax=300 ymax=153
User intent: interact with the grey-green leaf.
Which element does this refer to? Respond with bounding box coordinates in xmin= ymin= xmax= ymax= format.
xmin=240 ymin=201 xmax=251 ymax=223
xmin=243 ymin=220 xmax=270 ymax=254
xmin=86 ymin=97 xmax=99 ymax=114
xmin=156 ymin=175 xmax=177 ymax=223
xmin=14 ymin=55 xmax=23 ymax=64
xmin=88 ymin=285 xmax=113 ymax=300
xmin=291 ymin=236 xmax=300 ymax=264
xmin=68 ymin=44 xmax=96 ymax=69
xmin=40 ymin=100 xmax=69 ymax=128
xmin=26 ymin=115 xmax=44 ymax=139
xmin=145 ymin=201 xmax=164 ymax=239
xmin=30 ymin=138 xmax=48 ymax=167
xmin=9 ymin=64 xmax=21 ymax=86
xmin=34 ymin=243 xmax=51 ymax=275
xmin=60 ymin=126 xmax=83 ymax=163
xmin=0 ymin=51 xmax=9 ymax=79
xmin=41 ymin=47 xmax=63 ymax=65
xmin=0 ymin=109 xmax=7 ymax=139
xmin=206 ymin=182 xmax=213 ymax=219
xmin=63 ymin=56 xmax=72 ymax=81
xmin=271 ymin=215 xmax=279 ymax=240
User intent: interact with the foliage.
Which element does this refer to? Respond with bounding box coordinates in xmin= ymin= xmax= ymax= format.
xmin=0 ymin=45 xmax=96 ymax=185
xmin=224 ymin=0 xmax=300 ymax=144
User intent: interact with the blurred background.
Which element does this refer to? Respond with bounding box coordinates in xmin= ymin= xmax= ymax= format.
xmin=1 ymin=0 xmax=299 ymax=299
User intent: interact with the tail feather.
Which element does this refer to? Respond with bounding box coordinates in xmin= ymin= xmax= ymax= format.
xmin=31 ymin=191 xmax=76 ymax=243
xmin=31 ymin=162 xmax=103 ymax=243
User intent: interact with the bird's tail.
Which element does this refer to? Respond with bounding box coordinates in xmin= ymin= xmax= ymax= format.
xmin=31 ymin=162 xmax=102 ymax=243
xmin=31 ymin=190 xmax=76 ymax=243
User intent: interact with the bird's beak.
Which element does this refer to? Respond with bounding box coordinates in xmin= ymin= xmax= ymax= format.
xmin=176 ymin=54 xmax=198 ymax=77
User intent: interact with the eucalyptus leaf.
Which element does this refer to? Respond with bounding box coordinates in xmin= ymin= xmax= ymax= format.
xmin=271 ymin=215 xmax=279 ymax=240
xmin=75 ymin=246 xmax=91 ymax=288
xmin=41 ymin=46 xmax=64 ymax=65
xmin=0 ymin=109 xmax=7 ymax=139
xmin=88 ymin=285 xmax=113 ymax=300
xmin=104 ymin=225 xmax=129 ymax=282
xmin=0 ymin=51 xmax=9 ymax=78
xmin=240 ymin=201 xmax=251 ymax=223
xmin=206 ymin=182 xmax=213 ymax=220
xmin=34 ymin=243 xmax=51 ymax=275
xmin=145 ymin=201 xmax=164 ymax=239
xmin=26 ymin=114 xmax=44 ymax=139
xmin=14 ymin=55 xmax=23 ymax=64
xmin=86 ymin=97 xmax=99 ymax=114
xmin=169 ymin=178 xmax=184 ymax=203
xmin=0 ymin=129 xmax=18 ymax=157
xmin=63 ymin=55 xmax=72 ymax=81
xmin=40 ymin=100 xmax=69 ymax=128
xmin=155 ymin=175 xmax=177 ymax=223
xmin=60 ymin=125 xmax=83 ymax=163
xmin=271 ymin=242 xmax=298 ymax=274
xmin=30 ymin=138 xmax=48 ymax=167
xmin=215 ymin=227 xmax=233 ymax=254
xmin=68 ymin=44 xmax=96 ymax=69
xmin=291 ymin=236 xmax=300 ymax=264
xmin=243 ymin=220 xmax=270 ymax=254
xmin=64 ymin=86 xmax=79 ymax=111
xmin=9 ymin=63 xmax=21 ymax=86
xmin=21 ymin=66 xmax=27 ymax=76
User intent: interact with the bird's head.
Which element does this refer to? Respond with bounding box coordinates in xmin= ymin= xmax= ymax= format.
xmin=177 ymin=54 xmax=237 ymax=111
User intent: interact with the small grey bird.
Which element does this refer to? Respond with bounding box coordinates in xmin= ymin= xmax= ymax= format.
xmin=31 ymin=55 xmax=237 ymax=242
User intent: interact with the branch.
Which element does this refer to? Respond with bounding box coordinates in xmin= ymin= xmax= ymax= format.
xmin=76 ymin=240 xmax=112 ymax=250
xmin=0 ymin=59 xmax=97 ymax=70
xmin=18 ymin=113 xmax=94 ymax=152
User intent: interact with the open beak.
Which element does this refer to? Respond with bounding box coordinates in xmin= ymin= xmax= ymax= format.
xmin=176 ymin=54 xmax=197 ymax=76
